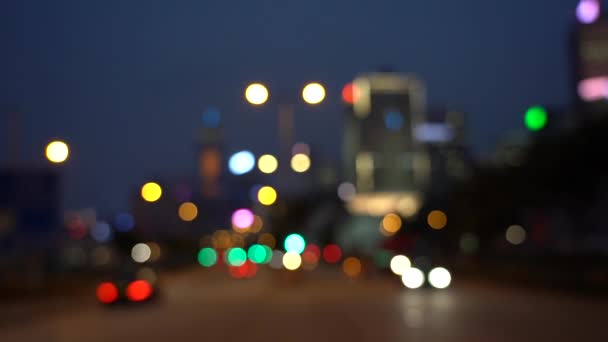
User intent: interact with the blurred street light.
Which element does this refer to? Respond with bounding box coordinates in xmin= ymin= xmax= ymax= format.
xmin=524 ymin=106 xmax=548 ymax=131
xmin=257 ymin=186 xmax=277 ymax=206
xmin=245 ymin=83 xmax=269 ymax=105
xmin=45 ymin=140 xmax=69 ymax=163
xmin=302 ymin=82 xmax=326 ymax=105
xmin=290 ymin=153 xmax=311 ymax=173
xmin=258 ymin=154 xmax=278 ymax=174
xmin=178 ymin=202 xmax=198 ymax=222
xmin=141 ymin=182 xmax=162 ymax=202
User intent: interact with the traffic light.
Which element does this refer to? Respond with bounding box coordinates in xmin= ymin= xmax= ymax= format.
xmin=524 ymin=106 xmax=548 ymax=131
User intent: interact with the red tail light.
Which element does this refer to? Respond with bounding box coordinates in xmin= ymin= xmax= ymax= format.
xmin=126 ymin=280 xmax=153 ymax=302
xmin=97 ymin=282 xmax=119 ymax=304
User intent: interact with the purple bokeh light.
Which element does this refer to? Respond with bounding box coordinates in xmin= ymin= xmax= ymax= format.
xmin=577 ymin=0 xmax=600 ymax=24
xmin=232 ymin=209 xmax=254 ymax=230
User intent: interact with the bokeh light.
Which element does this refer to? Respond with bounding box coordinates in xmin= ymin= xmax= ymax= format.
xmin=381 ymin=213 xmax=402 ymax=234
xmin=390 ymin=255 xmax=411 ymax=276
xmin=257 ymin=186 xmax=277 ymax=206
xmin=232 ymin=209 xmax=255 ymax=231
xmin=178 ymin=202 xmax=198 ymax=222
xmin=147 ymin=242 xmax=161 ymax=262
xmin=459 ymin=233 xmax=479 ymax=255
xmin=524 ymin=106 xmax=548 ymax=131
xmin=131 ymin=243 xmax=151 ymax=263
xmin=229 ymin=151 xmax=256 ymax=175
xmin=402 ymin=268 xmax=425 ymax=289
xmin=323 ymin=244 xmax=342 ymax=263
xmin=248 ymin=244 xmax=268 ymax=264
xmin=291 ymin=153 xmax=311 ymax=173
xmin=249 ymin=215 xmax=264 ymax=233
xmin=258 ymin=233 xmax=276 ymax=249
xmin=269 ymin=250 xmax=285 ymax=269
xmin=343 ymin=257 xmax=362 ymax=278
xmin=282 ymin=252 xmax=302 ymax=271
xmin=91 ymin=246 xmax=113 ymax=266
xmin=227 ymin=247 xmax=247 ymax=266
xmin=427 ymin=210 xmax=447 ymax=230
xmin=91 ymin=221 xmax=112 ymax=243
xmin=342 ymin=82 xmax=360 ymax=105
xmin=262 ymin=245 xmax=273 ymax=263
xmin=45 ymin=140 xmax=69 ymax=163
xmin=384 ymin=111 xmax=404 ymax=131
xmin=198 ymin=247 xmax=218 ymax=267
xmin=258 ymin=154 xmax=278 ymax=174
xmin=126 ymin=280 xmax=153 ymax=302
xmin=245 ymin=83 xmax=269 ymax=105
xmin=141 ymin=182 xmax=162 ymax=202
xmin=96 ymin=282 xmax=119 ymax=304
xmin=428 ymin=267 xmax=452 ymax=289
xmin=212 ymin=230 xmax=232 ymax=249
xmin=114 ymin=212 xmax=135 ymax=232
xmin=337 ymin=182 xmax=356 ymax=201
xmin=284 ymin=233 xmax=306 ymax=254
xmin=577 ymin=0 xmax=600 ymax=24
xmin=136 ymin=267 xmax=158 ymax=285
xmin=302 ymin=82 xmax=326 ymax=105
xmin=506 ymin=225 xmax=526 ymax=245
xmin=202 ymin=107 xmax=221 ymax=128
xmin=373 ymin=249 xmax=393 ymax=269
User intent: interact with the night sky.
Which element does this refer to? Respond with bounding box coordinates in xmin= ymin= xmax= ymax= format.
xmin=1 ymin=1 xmax=578 ymax=215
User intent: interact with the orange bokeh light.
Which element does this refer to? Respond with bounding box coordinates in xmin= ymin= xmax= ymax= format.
xmin=342 ymin=83 xmax=360 ymax=105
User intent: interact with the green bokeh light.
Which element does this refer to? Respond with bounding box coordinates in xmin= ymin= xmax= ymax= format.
xmin=525 ymin=106 xmax=548 ymax=131
xmin=198 ymin=248 xmax=218 ymax=267
xmin=373 ymin=249 xmax=393 ymax=269
xmin=248 ymin=244 xmax=268 ymax=264
xmin=227 ymin=248 xmax=247 ymax=266
xmin=262 ymin=245 xmax=273 ymax=264
xmin=284 ymin=234 xmax=306 ymax=254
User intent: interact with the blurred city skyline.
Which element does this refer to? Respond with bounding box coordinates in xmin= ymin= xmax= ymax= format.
xmin=1 ymin=0 xmax=576 ymax=214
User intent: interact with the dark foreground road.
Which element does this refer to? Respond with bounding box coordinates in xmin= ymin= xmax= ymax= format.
xmin=2 ymin=266 xmax=607 ymax=341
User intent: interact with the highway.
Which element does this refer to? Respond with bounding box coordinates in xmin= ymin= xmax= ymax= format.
xmin=2 ymin=266 xmax=607 ymax=341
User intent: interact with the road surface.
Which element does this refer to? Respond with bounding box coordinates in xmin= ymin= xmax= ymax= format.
xmin=2 ymin=266 xmax=607 ymax=341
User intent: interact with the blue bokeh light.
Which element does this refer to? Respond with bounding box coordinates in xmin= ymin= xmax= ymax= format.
xmin=228 ymin=151 xmax=255 ymax=175
xmin=114 ymin=212 xmax=135 ymax=232
xmin=384 ymin=111 xmax=404 ymax=131
xmin=91 ymin=221 xmax=113 ymax=243
xmin=202 ymin=107 xmax=221 ymax=128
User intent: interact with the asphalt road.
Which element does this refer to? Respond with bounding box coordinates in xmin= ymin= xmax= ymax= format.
xmin=2 ymin=266 xmax=607 ymax=341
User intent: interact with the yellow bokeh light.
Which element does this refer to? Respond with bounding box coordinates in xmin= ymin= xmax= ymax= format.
xmin=258 ymin=233 xmax=276 ymax=249
xmin=212 ymin=230 xmax=232 ymax=249
xmin=258 ymin=154 xmax=278 ymax=174
xmin=282 ymin=252 xmax=302 ymax=271
xmin=45 ymin=140 xmax=69 ymax=163
xmin=178 ymin=202 xmax=198 ymax=222
xmin=427 ymin=210 xmax=447 ymax=230
xmin=290 ymin=153 xmax=311 ymax=173
xmin=141 ymin=182 xmax=162 ymax=202
xmin=257 ymin=186 xmax=277 ymax=206
xmin=382 ymin=213 xmax=402 ymax=233
xmin=245 ymin=83 xmax=269 ymax=105
xmin=343 ymin=257 xmax=362 ymax=278
xmin=249 ymin=215 xmax=263 ymax=233
xmin=302 ymin=82 xmax=326 ymax=105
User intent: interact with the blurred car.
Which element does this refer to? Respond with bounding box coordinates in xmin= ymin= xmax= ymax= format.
xmin=96 ymin=265 xmax=159 ymax=305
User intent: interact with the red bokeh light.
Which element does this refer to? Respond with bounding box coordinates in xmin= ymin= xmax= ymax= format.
xmin=323 ymin=244 xmax=342 ymax=264
xmin=126 ymin=280 xmax=153 ymax=302
xmin=341 ymin=83 xmax=360 ymax=105
xmin=305 ymin=244 xmax=321 ymax=259
xmin=96 ymin=282 xmax=119 ymax=304
xmin=229 ymin=261 xmax=258 ymax=279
